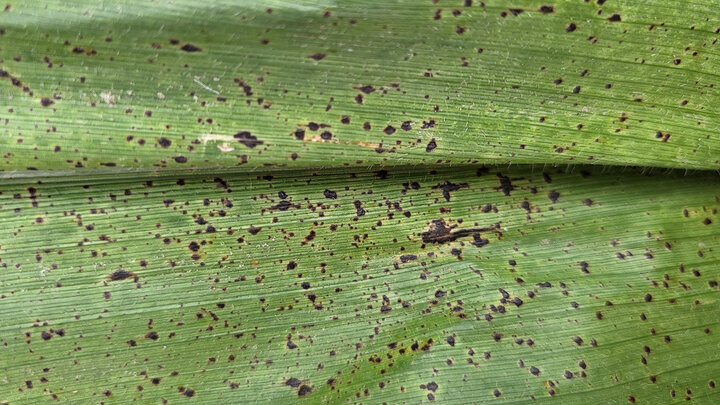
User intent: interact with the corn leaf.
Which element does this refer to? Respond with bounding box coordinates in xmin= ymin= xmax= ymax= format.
xmin=1 ymin=1 xmax=719 ymax=404
xmin=0 ymin=0 xmax=718 ymax=171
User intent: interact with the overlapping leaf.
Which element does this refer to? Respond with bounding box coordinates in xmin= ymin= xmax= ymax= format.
xmin=0 ymin=0 xmax=718 ymax=171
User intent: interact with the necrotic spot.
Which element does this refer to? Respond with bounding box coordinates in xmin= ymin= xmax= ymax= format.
xmin=426 ymin=139 xmax=437 ymax=152
xmin=354 ymin=200 xmax=365 ymax=216
xmin=234 ymin=131 xmax=263 ymax=148
xmin=539 ymin=5 xmax=554 ymax=13
xmin=109 ymin=269 xmax=135 ymax=281
xmin=297 ymin=385 xmax=312 ymax=396
xmin=180 ymin=43 xmax=201 ymax=52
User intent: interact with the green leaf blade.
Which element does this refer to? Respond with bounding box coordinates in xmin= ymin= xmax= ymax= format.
xmin=1 ymin=166 xmax=718 ymax=403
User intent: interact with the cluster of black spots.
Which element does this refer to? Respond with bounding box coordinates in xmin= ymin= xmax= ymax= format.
xmin=234 ymin=131 xmax=263 ymax=148
xmin=354 ymin=200 xmax=365 ymax=216
xmin=497 ymin=174 xmax=515 ymax=196
xmin=40 ymin=329 xmax=64 ymax=341
xmin=234 ymin=78 xmax=253 ymax=96
xmin=579 ymin=261 xmax=590 ymax=274
xmin=655 ymin=131 xmax=671 ymax=142
xmin=271 ymin=200 xmax=298 ymax=211
xmin=432 ymin=181 xmax=468 ymax=201
xmin=71 ymin=46 xmax=97 ymax=55
xmin=354 ymin=85 xmax=375 ymax=94
xmin=421 ymin=219 xmax=495 ymax=245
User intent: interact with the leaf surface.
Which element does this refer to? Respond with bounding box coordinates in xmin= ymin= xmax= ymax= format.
xmin=1 ymin=1 xmax=719 ymax=404
xmin=0 ymin=0 xmax=718 ymax=171
xmin=1 ymin=166 xmax=719 ymax=403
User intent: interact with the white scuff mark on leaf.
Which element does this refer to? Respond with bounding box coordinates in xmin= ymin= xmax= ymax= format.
xmin=193 ymin=77 xmax=219 ymax=94
xmin=201 ymin=133 xmax=235 ymax=144
xmin=217 ymin=143 xmax=234 ymax=152
xmin=100 ymin=91 xmax=116 ymax=105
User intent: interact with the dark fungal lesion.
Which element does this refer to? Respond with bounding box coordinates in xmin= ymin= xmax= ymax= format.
xmin=109 ymin=269 xmax=136 ymax=281
xmin=234 ymin=131 xmax=264 ymax=148
xmin=420 ymin=219 xmax=497 ymax=245
xmin=496 ymin=174 xmax=515 ymax=196
xmin=426 ymin=138 xmax=437 ymax=152
xmin=539 ymin=5 xmax=554 ymax=13
xmin=431 ymin=181 xmax=468 ymax=201
xmin=180 ymin=43 xmax=201 ymax=52
xmin=270 ymin=200 xmax=299 ymax=211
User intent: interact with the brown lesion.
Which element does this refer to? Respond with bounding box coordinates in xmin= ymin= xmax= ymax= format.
xmin=420 ymin=219 xmax=498 ymax=246
xmin=108 ymin=269 xmax=137 ymax=281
